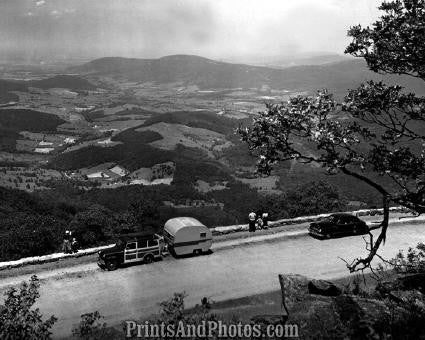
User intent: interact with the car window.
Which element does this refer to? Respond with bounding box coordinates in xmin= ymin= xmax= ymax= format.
xmin=126 ymin=242 xmax=137 ymax=250
xmin=138 ymin=239 xmax=148 ymax=248
xmin=339 ymin=216 xmax=349 ymax=224
xmin=332 ymin=216 xmax=341 ymax=224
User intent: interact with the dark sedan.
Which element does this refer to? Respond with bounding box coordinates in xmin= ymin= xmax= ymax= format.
xmin=308 ymin=213 xmax=369 ymax=239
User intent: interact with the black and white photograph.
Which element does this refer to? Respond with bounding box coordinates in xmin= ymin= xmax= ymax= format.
xmin=0 ymin=0 xmax=424 ymax=338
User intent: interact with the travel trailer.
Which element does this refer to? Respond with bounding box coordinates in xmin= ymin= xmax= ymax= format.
xmin=163 ymin=217 xmax=212 ymax=256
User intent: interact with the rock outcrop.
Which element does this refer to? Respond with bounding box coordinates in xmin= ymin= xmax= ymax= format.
xmin=308 ymin=279 xmax=342 ymax=296
xmin=278 ymin=274 xmax=392 ymax=339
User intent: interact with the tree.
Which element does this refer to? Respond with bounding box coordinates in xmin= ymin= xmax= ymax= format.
xmin=284 ymin=181 xmax=347 ymax=217
xmin=1 ymin=214 xmax=64 ymax=261
xmin=238 ymin=0 xmax=425 ymax=272
xmin=69 ymin=204 xmax=113 ymax=247
xmin=345 ymin=0 xmax=425 ymax=79
xmin=0 ymin=275 xmax=57 ymax=339
xmin=128 ymin=198 xmax=161 ymax=229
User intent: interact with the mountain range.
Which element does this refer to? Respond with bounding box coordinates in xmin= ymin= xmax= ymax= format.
xmin=70 ymin=55 xmax=425 ymax=98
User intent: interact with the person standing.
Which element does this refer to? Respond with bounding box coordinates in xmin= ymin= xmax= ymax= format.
xmin=255 ymin=216 xmax=263 ymax=230
xmin=262 ymin=212 xmax=269 ymax=229
xmin=62 ymin=230 xmax=71 ymax=254
xmin=248 ymin=211 xmax=256 ymax=232
xmin=71 ymin=237 xmax=79 ymax=253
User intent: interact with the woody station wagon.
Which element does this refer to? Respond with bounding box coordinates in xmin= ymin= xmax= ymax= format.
xmin=97 ymin=232 xmax=164 ymax=271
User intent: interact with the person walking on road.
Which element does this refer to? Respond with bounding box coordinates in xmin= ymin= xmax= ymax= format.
xmin=248 ymin=211 xmax=256 ymax=232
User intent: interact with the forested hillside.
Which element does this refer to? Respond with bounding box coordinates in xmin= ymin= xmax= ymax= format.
xmin=0 ymin=180 xmax=347 ymax=261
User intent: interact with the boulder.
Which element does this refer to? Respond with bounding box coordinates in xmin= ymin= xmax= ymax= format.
xmin=278 ymin=274 xmax=391 ymax=338
xmin=332 ymin=295 xmax=391 ymax=339
xmin=398 ymin=273 xmax=425 ymax=294
xmin=387 ymin=289 xmax=425 ymax=310
xmin=308 ymin=279 xmax=342 ymax=297
xmin=278 ymin=274 xmax=310 ymax=307
xmin=378 ymin=273 xmax=425 ymax=296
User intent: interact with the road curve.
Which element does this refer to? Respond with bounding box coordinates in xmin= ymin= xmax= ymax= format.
xmin=1 ymin=222 xmax=424 ymax=338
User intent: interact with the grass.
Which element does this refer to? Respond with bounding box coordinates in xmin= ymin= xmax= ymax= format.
xmin=141 ymin=110 xmax=241 ymax=135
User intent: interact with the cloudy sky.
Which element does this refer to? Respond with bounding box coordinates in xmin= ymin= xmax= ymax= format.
xmin=0 ymin=0 xmax=381 ymax=61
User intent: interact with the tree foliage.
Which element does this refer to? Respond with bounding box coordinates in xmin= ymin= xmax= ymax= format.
xmin=239 ymin=0 xmax=425 ymax=272
xmin=345 ymin=0 xmax=425 ymax=79
xmin=390 ymin=242 xmax=425 ymax=274
xmin=72 ymin=311 xmax=111 ymax=340
xmin=0 ymin=275 xmax=57 ymax=340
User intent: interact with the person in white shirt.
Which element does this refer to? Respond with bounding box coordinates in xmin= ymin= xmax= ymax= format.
xmin=248 ymin=212 xmax=256 ymax=232
xmin=262 ymin=212 xmax=269 ymax=229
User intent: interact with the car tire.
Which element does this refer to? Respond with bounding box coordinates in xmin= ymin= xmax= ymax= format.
xmin=325 ymin=234 xmax=331 ymax=239
xmin=106 ymin=260 xmax=118 ymax=271
xmin=193 ymin=249 xmax=202 ymax=256
xmin=144 ymin=254 xmax=154 ymax=264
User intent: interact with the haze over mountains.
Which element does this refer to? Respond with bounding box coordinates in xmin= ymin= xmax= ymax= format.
xmin=222 ymin=52 xmax=352 ymax=68
xmin=70 ymin=54 xmax=425 ymax=98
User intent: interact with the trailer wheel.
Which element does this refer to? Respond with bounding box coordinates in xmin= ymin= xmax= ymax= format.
xmin=106 ymin=260 xmax=118 ymax=271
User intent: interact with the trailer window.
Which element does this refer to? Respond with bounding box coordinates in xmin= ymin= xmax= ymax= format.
xmin=200 ymin=232 xmax=206 ymax=238
xmin=164 ymin=230 xmax=174 ymax=241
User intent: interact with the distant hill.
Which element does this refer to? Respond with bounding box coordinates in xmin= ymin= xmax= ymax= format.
xmin=0 ymin=75 xmax=97 ymax=104
xmin=0 ymin=109 xmax=65 ymax=151
xmin=0 ymin=79 xmax=28 ymax=104
xmin=70 ymin=55 xmax=425 ymax=98
xmin=28 ymin=75 xmax=97 ymax=91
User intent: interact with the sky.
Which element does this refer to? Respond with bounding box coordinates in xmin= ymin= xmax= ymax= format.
xmin=0 ymin=0 xmax=381 ymax=62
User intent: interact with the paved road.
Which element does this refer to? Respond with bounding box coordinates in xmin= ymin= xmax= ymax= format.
xmin=1 ymin=221 xmax=424 ymax=338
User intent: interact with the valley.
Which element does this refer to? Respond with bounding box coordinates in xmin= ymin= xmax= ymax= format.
xmin=1 ymin=56 xmax=314 ymax=198
xmin=3 ymin=55 xmax=423 ymax=198
xmin=1 ymin=54 xmax=424 ymax=263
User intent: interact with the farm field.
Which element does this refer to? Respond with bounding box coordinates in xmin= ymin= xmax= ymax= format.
xmin=0 ymin=166 xmax=63 ymax=191
xmin=0 ymin=56 xmax=409 ymax=207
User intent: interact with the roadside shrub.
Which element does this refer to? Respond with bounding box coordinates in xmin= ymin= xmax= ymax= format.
xmin=0 ymin=275 xmax=57 ymax=339
xmin=124 ymin=292 xmax=219 ymax=339
xmin=72 ymin=311 xmax=111 ymax=340
xmin=391 ymin=243 xmax=425 ymax=274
